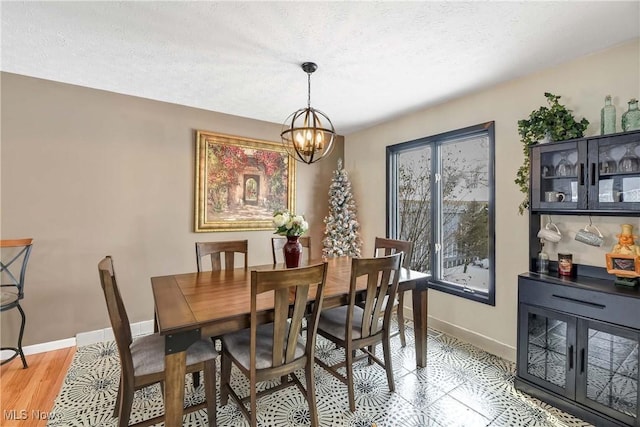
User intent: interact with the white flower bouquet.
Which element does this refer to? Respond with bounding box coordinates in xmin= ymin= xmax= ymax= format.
xmin=273 ymin=210 xmax=309 ymax=237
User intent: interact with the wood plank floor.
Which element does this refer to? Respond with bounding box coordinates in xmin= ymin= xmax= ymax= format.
xmin=0 ymin=347 xmax=75 ymax=427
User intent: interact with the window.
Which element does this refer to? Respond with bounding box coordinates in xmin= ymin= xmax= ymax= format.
xmin=387 ymin=122 xmax=495 ymax=305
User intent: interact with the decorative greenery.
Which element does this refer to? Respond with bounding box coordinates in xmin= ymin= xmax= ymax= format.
xmin=273 ymin=210 xmax=308 ymax=236
xmin=515 ymin=92 xmax=589 ymax=214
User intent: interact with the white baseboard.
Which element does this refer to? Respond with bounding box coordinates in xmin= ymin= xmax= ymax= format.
xmin=1 ymin=319 xmax=155 ymax=360
xmin=403 ymin=307 xmax=516 ymax=362
xmin=0 ymin=337 xmax=76 ymax=360
xmin=76 ymin=319 xmax=154 ymax=346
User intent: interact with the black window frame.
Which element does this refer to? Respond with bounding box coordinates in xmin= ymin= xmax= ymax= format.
xmin=386 ymin=121 xmax=496 ymax=305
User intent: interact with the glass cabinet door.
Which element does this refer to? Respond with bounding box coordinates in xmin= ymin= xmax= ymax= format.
xmin=530 ymin=141 xmax=585 ymax=211
xmin=588 ymin=132 xmax=640 ymax=211
xmin=518 ymin=304 xmax=577 ymax=398
xmin=576 ymin=319 xmax=639 ymax=426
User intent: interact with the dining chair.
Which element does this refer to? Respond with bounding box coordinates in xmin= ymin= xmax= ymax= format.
xmin=98 ymin=256 xmax=218 ymax=427
xmin=1 ymin=238 xmax=33 ymax=368
xmin=196 ymin=240 xmax=248 ymax=272
xmin=220 ymin=262 xmax=328 ymax=427
xmin=315 ymin=253 xmax=402 ymax=412
xmin=373 ymin=237 xmax=413 ymax=347
xmin=193 ymin=239 xmax=248 ymax=387
xmin=271 ymin=236 xmax=311 ymax=265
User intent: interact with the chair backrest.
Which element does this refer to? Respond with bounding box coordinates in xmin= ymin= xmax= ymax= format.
xmin=1 ymin=238 xmax=34 ymax=299
xmin=373 ymin=237 xmax=413 ymax=269
xmin=250 ymin=262 xmax=328 ymax=371
xmin=271 ymin=236 xmax=311 ymax=265
xmin=98 ymin=256 xmax=134 ymax=382
xmin=348 ymin=254 xmax=403 ymax=340
xmin=196 ymin=240 xmax=248 ymax=272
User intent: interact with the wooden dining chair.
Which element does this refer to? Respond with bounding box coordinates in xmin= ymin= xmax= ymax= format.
xmin=220 ymin=262 xmax=328 ymax=427
xmin=315 ymin=253 xmax=402 ymax=412
xmin=196 ymin=240 xmax=248 ymax=272
xmin=271 ymin=236 xmax=311 ymax=264
xmin=373 ymin=237 xmax=413 ymax=347
xmin=98 ymin=256 xmax=218 ymax=427
xmin=1 ymin=238 xmax=33 ymax=368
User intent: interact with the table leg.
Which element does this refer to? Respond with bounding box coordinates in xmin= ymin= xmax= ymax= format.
xmin=412 ymin=288 xmax=428 ymax=367
xmin=164 ymin=350 xmax=186 ymax=426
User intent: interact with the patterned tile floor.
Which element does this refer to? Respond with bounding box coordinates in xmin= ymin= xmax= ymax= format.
xmin=48 ymin=321 xmax=594 ymax=426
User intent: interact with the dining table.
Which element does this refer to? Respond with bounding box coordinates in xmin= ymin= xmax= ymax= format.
xmin=151 ymin=255 xmax=429 ymax=425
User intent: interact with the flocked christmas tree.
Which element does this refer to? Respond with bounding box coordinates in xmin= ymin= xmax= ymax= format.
xmin=322 ymin=158 xmax=362 ymax=257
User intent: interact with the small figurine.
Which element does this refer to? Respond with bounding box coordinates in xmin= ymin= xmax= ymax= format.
xmin=611 ymin=224 xmax=640 ymax=256
xmin=606 ymin=224 xmax=640 ymax=287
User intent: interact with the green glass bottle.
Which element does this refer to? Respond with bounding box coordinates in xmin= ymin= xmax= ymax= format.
xmin=622 ymin=98 xmax=640 ymax=132
xmin=600 ymin=95 xmax=616 ymax=135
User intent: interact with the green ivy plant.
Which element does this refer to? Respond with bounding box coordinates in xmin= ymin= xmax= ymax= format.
xmin=516 ymin=92 xmax=589 ymax=214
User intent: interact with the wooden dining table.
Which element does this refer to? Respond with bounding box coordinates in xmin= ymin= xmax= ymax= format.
xmin=151 ymin=255 xmax=429 ymax=425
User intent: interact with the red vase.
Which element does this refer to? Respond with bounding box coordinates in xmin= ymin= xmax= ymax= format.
xmin=283 ymin=236 xmax=303 ymax=268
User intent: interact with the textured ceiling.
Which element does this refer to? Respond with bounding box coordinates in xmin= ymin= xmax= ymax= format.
xmin=2 ymin=1 xmax=639 ymax=135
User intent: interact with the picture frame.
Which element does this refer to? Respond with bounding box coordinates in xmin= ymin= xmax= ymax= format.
xmin=605 ymin=253 xmax=640 ymax=278
xmin=195 ymin=130 xmax=296 ymax=232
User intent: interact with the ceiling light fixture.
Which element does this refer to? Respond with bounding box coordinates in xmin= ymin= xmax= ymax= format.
xmin=281 ymin=62 xmax=336 ymax=164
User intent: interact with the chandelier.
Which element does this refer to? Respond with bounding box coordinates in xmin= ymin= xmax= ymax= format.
xmin=281 ymin=62 xmax=336 ymax=164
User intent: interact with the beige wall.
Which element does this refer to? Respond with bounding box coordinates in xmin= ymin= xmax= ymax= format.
xmin=0 ymin=72 xmax=343 ymax=345
xmin=345 ymin=39 xmax=640 ymax=358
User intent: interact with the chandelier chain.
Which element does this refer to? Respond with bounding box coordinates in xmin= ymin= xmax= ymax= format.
xmin=307 ymin=72 xmax=311 ymax=109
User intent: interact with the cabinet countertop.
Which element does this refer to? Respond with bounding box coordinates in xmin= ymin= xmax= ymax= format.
xmin=519 ymin=271 xmax=640 ymax=300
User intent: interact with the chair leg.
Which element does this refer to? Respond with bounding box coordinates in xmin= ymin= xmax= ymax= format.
xmin=250 ymin=374 xmax=258 ymax=426
xmin=305 ymin=361 xmax=318 ymax=427
xmin=113 ymin=376 xmax=122 ymax=418
xmin=383 ymin=334 xmax=395 ymax=393
xmin=204 ymin=359 xmax=217 ymax=427
xmin=15 ymin=304 xmax=28 ymax=368
xmin=220 ymin=351 xmax=231 ymax=405
xmin=397 ymin=293 xmax=406 ymax=347
xmin=117 ymin=384 xmax=134 ymax=427
xmin=345 ymin=346 xmax=356 ymax=412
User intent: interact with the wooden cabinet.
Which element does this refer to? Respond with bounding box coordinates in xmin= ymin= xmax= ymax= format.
xmin=517 ymin=275 xmax=640 ymax=426
xmin=519 ymin=130 xmax=640 ymax=425
xmin=530 ymin=130 xmax=640 ymax=215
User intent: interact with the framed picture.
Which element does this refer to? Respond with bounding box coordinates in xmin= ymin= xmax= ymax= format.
xmin=195 ymin=130 xmax=296 ymax=232
xmin=605 ymin=253 xmax=640 ymax=278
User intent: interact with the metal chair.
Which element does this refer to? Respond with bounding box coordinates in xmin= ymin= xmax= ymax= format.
xmin=271 ymin=236 xmax=311 ymax=265
xmin=98 ymin=256 xmax=218 ymax=427
xmin=1 ymin=238 xmax=33 ymax=368
xmin=196 ymin=240 xmax=248 ymax=272
xmin=373 ymin=237 xmax=413 ymax=347
xmin=220 ymin=262 xmax=328 ymax=427
xmin=315 ymin=253 xmax=402 ymax=412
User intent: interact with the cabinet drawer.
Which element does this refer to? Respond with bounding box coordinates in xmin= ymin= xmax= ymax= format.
xmin=519 ymin=277 xmax=640 ymax=330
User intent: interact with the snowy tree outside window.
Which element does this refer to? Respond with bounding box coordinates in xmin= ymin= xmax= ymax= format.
xmin=322 ymin=159 xmax=362 ymax=258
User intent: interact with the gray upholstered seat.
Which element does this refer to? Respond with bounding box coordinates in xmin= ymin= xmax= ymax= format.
xmin=1 ymin=290 xmax=19 ymax=306
xmin=131 ymin=334 xmax=218 ymax=376
xmin=222 ymin=323 xmax=304 ymax=370
xmin=318 ymin=306 xmax=364 ymax=340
